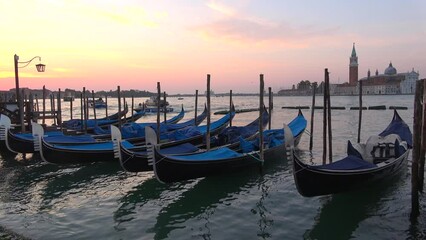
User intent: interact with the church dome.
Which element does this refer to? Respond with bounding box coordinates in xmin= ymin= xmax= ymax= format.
xmin=384 ymin=62 xmax=397 ymax=75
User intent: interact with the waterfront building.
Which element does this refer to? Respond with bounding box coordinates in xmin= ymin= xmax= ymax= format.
xmin=332 ymin=44 xmax=419 ymax=95
xmin=349 ymin=43 xmax=359 ymax=86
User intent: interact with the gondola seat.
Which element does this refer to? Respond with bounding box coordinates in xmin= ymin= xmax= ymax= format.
xmin=363 ymin=134 xmax=406 ymax=164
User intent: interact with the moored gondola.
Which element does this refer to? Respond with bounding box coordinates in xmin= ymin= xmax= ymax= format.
xmin=38 ymin=110 xmax=234 ymax=164
xmin=61 ymin=104 xmax=130 ymax=131
xmin=291 ymin=110 xmax=412 ymax=197
xmin=114 ymin=107 xmax=270 ymax=172
xmin=150 ymin=110 xmax=307 ymax=183
xmin=0 ymin=106 xmax=183 ymax=154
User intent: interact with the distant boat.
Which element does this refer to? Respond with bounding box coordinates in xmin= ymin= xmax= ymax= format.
xmin=204 ymin=90 xmax=215 ymax=97
xmin=145 ymin=96 xmax=169 ymax=107
xmin=178 ymin=97 xmax=184 ymax=100
xmin=63 ymin=94 xmax=75 ymax=102
xmin=144 ymin=107 xmax=174 ymax=113
xmin=88 ymin=98 xmax=107 ymax=108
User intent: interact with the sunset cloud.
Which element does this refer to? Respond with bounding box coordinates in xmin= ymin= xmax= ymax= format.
xmin=192 ymin=6 xmax=340 ymax=47
xmin=0 ymin=0 xmax=424 ymax=93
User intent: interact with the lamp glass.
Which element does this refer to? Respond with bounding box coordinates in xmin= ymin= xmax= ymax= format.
xmin=36 ymin=63 xmax=45 ymax=72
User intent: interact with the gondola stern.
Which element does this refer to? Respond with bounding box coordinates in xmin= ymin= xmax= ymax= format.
xmin=32 ymin=122 xmax=44 ymax=152
xmin=146 ymin=126 xmax=167 ymax=184
xmin=0 ymin=114 xmax=12 ymax=141
xmin=32 ymin=122 xmax=50 ymax=163
xmin=111 ymin=125 xmax=122 ymax=160
xmin=283 ymin=123 xmax=295 ymax=150
xmin=291 ymin=152 xmax=315 ymax=197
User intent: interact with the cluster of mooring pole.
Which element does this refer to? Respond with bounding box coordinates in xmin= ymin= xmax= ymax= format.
xmin=309 ymin=69 xmax=333 ymax=163
xmin=7 ymin=81 xmax=161 ymax=136
xmin=5 ymin=86 xmax=60 ymax=132
xmin=71 ymin=86 xmax=123 ymax=134
xmin=411 ymin=78 xmax=426 ymax=220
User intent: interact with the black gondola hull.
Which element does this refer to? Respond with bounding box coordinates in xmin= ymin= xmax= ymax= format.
xmin=119 ymin=145 xmax=151 ymax=172
xmin=41 ymin=139 xmax=115 ymax=164
xmin=119 ymin=125 xmax=229 ymax=172
xmin=41 ymin=107 xmax=214 ymax=165
xmin=154 ymin=148 xmax=263 ymax=183
xmin=6 ymin=129 xmax=35 ymax=153
xmin=118 ymin=111 xmax=234 ymax=172
xmin=153 ymin=133 xmax=304 ymax=183
xmin=292 ymin=150 xmax=409 ymax=197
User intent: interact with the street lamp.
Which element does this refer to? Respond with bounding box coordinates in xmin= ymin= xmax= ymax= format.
xmin=14 ymin=54 xmax=46 ymax=131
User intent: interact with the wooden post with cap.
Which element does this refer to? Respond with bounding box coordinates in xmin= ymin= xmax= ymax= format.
xmin=206 ymin=75 xmax=211 ymax=151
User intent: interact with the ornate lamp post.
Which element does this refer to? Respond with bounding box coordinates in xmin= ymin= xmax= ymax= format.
xmin=14 ymin=54 xmax=46 ymax=131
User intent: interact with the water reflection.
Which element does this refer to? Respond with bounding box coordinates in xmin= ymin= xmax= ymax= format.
xmin=149 ymin=155 xmax=291 ymax=239
xmin=0 ymin=160 xmax=62 ymax=217
xmin=0 ymin=143 xmax=17 ymax=160
xmin=151 ymin=175 xmax=256 ymax=239
xmin=305 ymin=170 xmax=407 ymax=240
xmin=113 ymin=176 xmax=168 ymax=229
xmin=39 ymin=162 xmax=122 ymax=206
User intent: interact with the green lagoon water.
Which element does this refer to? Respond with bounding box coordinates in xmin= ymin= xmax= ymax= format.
xmin=0 ymin=95 xmax=425 ymax=239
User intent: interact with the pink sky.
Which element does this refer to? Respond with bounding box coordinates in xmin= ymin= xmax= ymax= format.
xmin=1 ymin=0 xmax=425 ymax=94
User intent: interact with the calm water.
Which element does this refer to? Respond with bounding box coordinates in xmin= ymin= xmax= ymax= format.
xmin=0 ymin=95 xmax=425 ymax=239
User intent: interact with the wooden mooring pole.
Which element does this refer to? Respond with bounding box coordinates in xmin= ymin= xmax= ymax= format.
xmin=70 ymin=95 xmax=73 ymax=120
xmin=83 ymin=87 xmax=87 ymax=133
xmin=35 ymin=94 xmax=39 ymax=112
xmin=268 ymin=87 xmax=272 ymax=130
xmin=117 ymin=86 xmax=121 ymax=129
xmin=57 ymin=89 xmax=62 ymax=127
xmin=357 ymin=80 xmax=363 ymax=143
xmin=29 ymin=93 xmax=35 ymax=123
xmin=156 ymin=83 xmax=161 ymax=144
xmin=326 ymin=69 xmax=332 ymax=163
xmin=163 ymin=92 xmax=167 ymax=123
xmin=42 ymin=85 xmax=46 ymax=125
xmin=259 ymin=74 xmax=265 ymax=164
xmin=229 ymin=90 xmax=233 ymax=127
xmin=309 ymin=83 xmax=316 ymax=151
xmin=131 ymin=95 xmax=134 ymax=121
xmin=194 ymin=90 xmax=198 ymax=124
xmin=419 ymin=79 xmax=426 ymax=189
xmin=19 ymin=91 xmax=25 ymax=132
xmin=105 ymin=96 xmax=108 ymax=117
xmin=80 ymin=93 xmax=83 ymax=132
xmin=123 ymin=96 xmax=127 ymax=120
xmin=91 ymin=90 xmax=97 ymax=120
xmin=50 ymin=93 xmax=56 ymax=125
xmin=322 ymin=70 xmax=328 ymax=164
xmin=206 ymin=74 xmax=211 ymax=151
xmin=411 ymin=79 xmax=424 ymax=219
xmin=320 ymin=69 xmax=333 ymax=163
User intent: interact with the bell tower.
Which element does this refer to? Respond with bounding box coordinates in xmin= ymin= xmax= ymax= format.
xmin=349 ymin=43 xmax=358 ymax=85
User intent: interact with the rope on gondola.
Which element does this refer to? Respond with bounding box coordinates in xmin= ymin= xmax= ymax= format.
xmin=247 ymin=152 xmax=264 ymax=163
xmin=122 ymin=153 xmax=135 ymax=164
xmin=304 ymin=129 xmax=311 ymax=136
xmin=293 ymin=165 xmax=310 ymax=174
xmin=154 ymin=156 xmax=168 ymax=164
